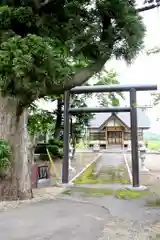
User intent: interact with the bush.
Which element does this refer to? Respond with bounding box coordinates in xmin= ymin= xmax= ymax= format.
xmin=48 ymin=145 xmax=59 ymax=156
xmin=48 ymin=139 xmax=63 ymax=148
xmin=35 ymin=144 xmax=49 ymax=154
xmin=0 ymin=140 xmax=11 ymax=179
xmin=34 ymin=140 xmax=64 ymax=160
xmin=39 ymin=154 xmax=49 ymax=161
xmin=57 ymin=150 xmax=64 ymax=159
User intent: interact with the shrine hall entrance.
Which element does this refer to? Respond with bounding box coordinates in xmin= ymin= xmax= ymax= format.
xmin=107 ymin=130 xmax=123 ymax=145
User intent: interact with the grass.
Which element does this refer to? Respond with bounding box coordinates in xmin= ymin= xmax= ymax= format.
xmin=63 ymin=187 xmax=150 ymax=199
xmin=73 ymin=162 xmax=96 ymax=184
xmin=147 ymin=141 xmax=160 ymax=150
xmin=73 ymin=163 xmax=130 ymax=184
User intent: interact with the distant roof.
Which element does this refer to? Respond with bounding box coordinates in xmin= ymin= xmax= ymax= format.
xmin=89 ymin=108 xmax=150 ymax=129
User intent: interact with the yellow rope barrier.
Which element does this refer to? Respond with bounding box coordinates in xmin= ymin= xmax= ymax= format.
xmin=46 ymin=148 xmax=60 ymax=181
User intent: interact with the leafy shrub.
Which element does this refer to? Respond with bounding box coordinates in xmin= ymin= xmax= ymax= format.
xmin=48 ymin=145 xmax=63 ymax=159
xmin=39 ymin=154 xmax=49 ymax=161
xmin=35 ymin=140 xmax=64 ymax=160
xmin=0 ymin=140 xmax=11 ymax=179
xmin=35 ymin=144 xmax=49 ymax=154
xmin=48 ymin=139 xmax=63 ymax=148
xmin=57 ymin=149 xmax=64 ymax=159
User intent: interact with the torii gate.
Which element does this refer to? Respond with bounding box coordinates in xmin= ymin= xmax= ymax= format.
xmin=62 ymin=84 xmax=157 ymax=189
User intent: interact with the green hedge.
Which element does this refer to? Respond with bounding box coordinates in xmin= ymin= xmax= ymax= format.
xmin=48 ymin=139 xmax=63 ymax=148
xmin=36 ymin=139 xmax=64 ymax=161
xmin=35 ymin=144 xmax=48 ymax=154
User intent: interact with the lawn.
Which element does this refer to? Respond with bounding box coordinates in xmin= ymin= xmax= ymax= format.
xmin=147 ymin=141 xmax=160 ymax=150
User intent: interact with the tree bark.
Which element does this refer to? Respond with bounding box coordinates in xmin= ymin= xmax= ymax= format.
xmin=54 ymin=98 xmax=63 ymax=140
xmin=28 ymin=135 xmax=37 ymax=165
xmin=38 ymin=53 xmax=111 ymax=98
xmin=62 ymin=53 xmax=110 ymax=91
xmin=0 ymin=96 xmax=33 ymax=200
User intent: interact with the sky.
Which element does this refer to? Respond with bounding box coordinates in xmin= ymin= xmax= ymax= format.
xmin=38 ymin=1 xmax=160 ymax=133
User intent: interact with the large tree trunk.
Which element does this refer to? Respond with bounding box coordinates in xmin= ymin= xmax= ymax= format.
xmin=28 ymin=135 xmax=37 ymax=164
xmin=54 ymin=98 xmax=63 ymax=140
xmin=0 ymin=96 xmax=33 ymax=200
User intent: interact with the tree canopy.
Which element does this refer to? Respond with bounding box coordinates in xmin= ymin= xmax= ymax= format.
xmin=0 ymin=0 xmax=145 ymax=113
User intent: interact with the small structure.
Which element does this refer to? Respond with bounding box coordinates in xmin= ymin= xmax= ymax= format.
xmin=69 ymin=144 xmax=76 ymax=172
xmin=139 ymin=144 xmax=149 ymax=172
xmin=88 ymin=109 xmax=150 ymax=149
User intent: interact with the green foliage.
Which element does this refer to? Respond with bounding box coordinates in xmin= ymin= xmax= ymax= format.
xmin=147 ymin=141 xmax=160 ymax=150
xmin=0 ymin=34 xmax=74 ymax=104
xmin=48 ymin=139 xmax=63 ymax=148
xmin=74 ymin=163 xmax=130 ymax=184
xmin=35 ymin=142 xmax=63 ymax=159
xmin=63 ymin=187 xmax=150 ymax=199
xmin=94 ymin=70 xmax=125 ymax=107
xmin=0 ymin=140 xmax=11 ymax=179
xmin=48 ymin=145 xmax=63 ymax=159
xmin=28 ymin=106 xmax=55 ymax=137
xmin=73 ymin=163 xmax=96 ymax=184
xmin=35 ymin=144 xmax=48 ymax=154
xmin=39 ymin=153 xmax=49 ymax=161
xmin=0 ymin=1 xmax=145 ymax=106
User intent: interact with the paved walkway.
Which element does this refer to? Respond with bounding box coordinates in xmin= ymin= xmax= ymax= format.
xmin=0 ymin=153 xmax=160 ymax=239
xmin=97 ymin=152 xmax=124 ymax=167
xmin=59 ymin=152 xmax=160 ymax=239
xmin=60 ymin=193 xmax=160 ymax=239
xmin=0 ymin=198 xmax=108 ymax=240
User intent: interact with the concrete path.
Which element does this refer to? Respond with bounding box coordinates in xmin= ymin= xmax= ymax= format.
xmin=63 ymin=153 xmax=160 ymax=238
xmin=1 ymin=190 xmax=160 ymax=239
xmin=0 ymin=198 xmax=108 ymax=240
xmin=98 ymin=152 xmax=124 ymax=167
xmin=95 ymin=152 xmax=124 ymax=176
xmin=1 ymin=153 xmax=160 ymax=239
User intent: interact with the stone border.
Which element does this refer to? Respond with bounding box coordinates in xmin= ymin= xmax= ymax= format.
xmin=123 ymin=153 xmax=132 ymax=184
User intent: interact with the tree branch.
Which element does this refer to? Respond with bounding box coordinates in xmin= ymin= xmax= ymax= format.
xmin=62 ymin=53 xmax=110 ymax=91
xmin=137 ymin=3 xmax=160 ymax=12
